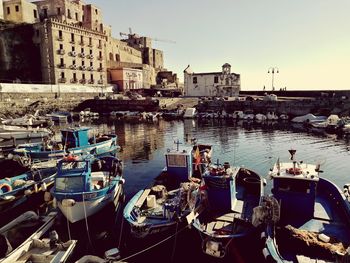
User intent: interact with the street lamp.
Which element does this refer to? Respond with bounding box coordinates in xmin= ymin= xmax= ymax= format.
xmin=268 ymin=67 xmax=279 ymax=91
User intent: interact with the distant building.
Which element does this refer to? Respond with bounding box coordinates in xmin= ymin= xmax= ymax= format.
xmin=109 ymin=68 xmax=143 ymax=92
xmin=0 ymin=0 xmax=169 ymax=89
xmin=183 ymin=63 xmax=240 ymax=97
xmin=3 ymin=0 xmax=39 ymax=24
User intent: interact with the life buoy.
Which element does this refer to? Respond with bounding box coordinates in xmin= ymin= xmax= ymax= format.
xmin=287 ymin=167 xmax=302 ymax=175
xmin=63 ymin=154 xmax=78 ymax=162
xmin=0 ymin=183 xmax=12 ymax=193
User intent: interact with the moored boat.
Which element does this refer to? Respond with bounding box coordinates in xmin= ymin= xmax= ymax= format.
xmin=261 ymin=150 xmax=350 ymax=262
xmin=52 ymin=154 xmax=124 ymax=223
xmin=123 ymin=142 xmax=212 ymax=238
xmin=191 ymin=162 xmax=264 ymax=258
xmin=0 ymin=167 xmax=57 ymax=213
xmin=0 ymin=211 xmax=76 ymax=263
xmin=11 ymin=127 xmax=119 ymax=161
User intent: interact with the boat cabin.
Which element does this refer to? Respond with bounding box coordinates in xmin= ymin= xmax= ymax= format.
xmin=165 ymin=146 xmax=193 ymax=186
xmin=61 ymin=127 xmax=91 ymax=149
xmin=270 ymin=160 xmax=320 ymax=223
xmin=55 ymin=156 xmax=112 ymax=193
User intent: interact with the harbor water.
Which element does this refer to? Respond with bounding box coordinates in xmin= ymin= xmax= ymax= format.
xmin=1 ymin=118 xmax=350 ymax=262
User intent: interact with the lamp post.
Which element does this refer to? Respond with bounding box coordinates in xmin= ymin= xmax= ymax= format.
xmin=268 ymin=67 xmax=279 ymax=91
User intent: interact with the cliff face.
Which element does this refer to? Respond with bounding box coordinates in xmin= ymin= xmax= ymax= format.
xmin=0 ymin=22 xmax=42 ymax=83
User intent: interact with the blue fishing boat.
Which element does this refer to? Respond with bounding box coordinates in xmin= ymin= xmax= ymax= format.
xmin=11 ymin=127 xmax=119 ymax=161
xmin=0 ymin=167 xmax=57 ymax=213
xmin=191 ymin=162 xmax=264 ymax=258
xmin=123 ymin=142 xmax=212 ymax=238
xmin=52 ymin=155 xmax=124 ymax=223
xmin=261 ymin=150 xmax=350 ymax=262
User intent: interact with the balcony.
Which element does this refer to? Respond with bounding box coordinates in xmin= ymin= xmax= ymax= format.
xmin=69 ymin=51 xmax=77 ymax=57
xmin=87 ymin=66 xmax=94 ymax=71
xmin=97 ymin=56 xmax=103 ymax=61
xmin=70 ymin=79 xmax=78 ymax=83
xmin=57 ymin=63 xmax=66 ymax=69
xmin=80 ymin=79 xmax=86 ymax=84
xmin=88 ymin=79 xmax=95 ymax=84
xmin=97 ymin=80 xmax=103 ymax=85
xmin=79 ymin=53 xmax=86 ymax=58
xmin=57 ymin=49 xmax=65 ymax=55
xmin=97 ymin=67 xmax=103 ymax=72
xmin=57 ymin=36 xmax=64 ymax=41
xmin=69 ymin=65 xmax=77 ymax=70
xmin=88 ymin=43 xmax=93 ymax=47
xmin=58 ymin=78 xmax=67 ymax=83
xmin=97 ymin=44 xmax=103 ymax=49
xmin=69 ymin=40 xmax=75 ymax=44
xmin=80 ymin=66 xmax=86 ymax=71
xmin=79 ymin=41 xmax=85 ymax=46
xmin=87 ymin=54 xmax=94 ymax=59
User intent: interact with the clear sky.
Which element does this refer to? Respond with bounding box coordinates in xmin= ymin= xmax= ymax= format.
xmin=88 ymin=0 xmax=349 ymax=90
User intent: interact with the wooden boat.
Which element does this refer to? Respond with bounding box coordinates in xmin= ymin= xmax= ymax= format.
xmin=191 ymin=162 xmax=264 ymax=258
xmin=0 ymin=211 xmax=76 ymax=263
xmin=261 ymin=150 xmax=350 ymax=262
xmin=0 ymin=167 xmax=57 ymax=213
xmin=12 ymin=127 xmax=119 ymax=161
xmin=123 ymin=142 xmax=212 ymax=238
xmin=1 ymin=111 xmax=51 ymax=128
xmin=52 ymin=155 xmax=124 ymax=223
xmin=0 ymin=125 xmax=51 ymax=140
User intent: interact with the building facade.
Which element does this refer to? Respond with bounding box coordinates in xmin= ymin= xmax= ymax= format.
xmin=3 ymin=0 xmax=39 ymax=24
xmin=109 ymin=68 xmax=143 ymax=92
xmin=184 ymin=63 xmax=240 ymax=97
xmin=33 ymin=18 xmax=107 ymax=86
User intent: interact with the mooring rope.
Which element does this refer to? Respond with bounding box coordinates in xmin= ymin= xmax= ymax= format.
xmin=82 ymin=192 xmax=94 ymax=250
xmin=170 ymin=221 xmax=179 ymax=262
xmin=116 ymin=224 xmax=189 ymax=262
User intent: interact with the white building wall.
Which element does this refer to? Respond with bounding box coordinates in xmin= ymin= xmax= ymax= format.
xmin=184 ymin=73 xmax=240 ymax=97
xmin=0 ymin=83 xmax=113 ymax=93
xmin=0 ymin=0 xmax=4 ymax=19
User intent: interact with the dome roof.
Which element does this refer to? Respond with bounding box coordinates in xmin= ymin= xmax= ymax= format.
xmin=222 ymin=63 xmax=231 ymax=68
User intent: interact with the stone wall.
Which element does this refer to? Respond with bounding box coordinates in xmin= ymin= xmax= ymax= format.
xmin=0 ymin=23 xmax=42 ymax=83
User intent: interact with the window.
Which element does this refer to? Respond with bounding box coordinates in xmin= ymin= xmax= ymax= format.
xmin=90 ymin=74 xmax=94 ymax=80
xmin=90 ymin=61 xmax=93 ymax=66
xmin=72 ymin=46 xmax=75 ymax=52
xmin=82 ymin=15 xmax=84 ymax=21
xmin=89 ymin=49 xmax=92 ymax=54
xmin=89 ymin=37 xmax=92 ymax=45
xmin=43 ymin=8 xmax=48 ymax=18
xmin=81 ymin=48 xmax=84 ymax=53
xmin=167 ymin=154 xmax=187 ymax=167
xmin=99 ymin=51 xmax=102 ymax=57
xmin=15 ymin=5 xmax=19 ymax=12
xmin=58 ymin=30 xmax=62 ymax=38
xmin=214 ymin=76 xmax=218 ymax=83
xmin=55 ymin=177 xmax=83 ymax=192
xmin=95 ymin=9 xmax=98 ymax=14
xmin=67 ymin=9 xmax=71 ymax=19
xmin=99 ymin=63 xmax=102 ymax=69
xmin=115 ymin=54 xmax=120 ymax=62
xmin=57 ymin=7 xmax=61 ymax=15
xmin=7 ymin=7 xmax=10 ymax=15
xmin=80 ymin=35 xmax=83 ymax=43
xmin=61 ymin=72 xmax=65 ymax=78
xmin=193 ymin=77 xmax=197 ymax=84
xmin=73 ymin=73 xmax=77 ymax=80
xmin=75 ymin=12 xmax=78 ymax=20
xmin=82 ymin=73 xmax=85 ymax=79
xmin=71 ymin=33 xmax=74 ymax=43
xmin=33 ymin=10 xmax=37 ymax=19
xmin=59 ymin=44 xmax=63 ymax=50
xmin=82 ymin=61 xmax=85 ymax=66
xmin=60 ymin=58 xmax=64 ymax=65
xmin=72 ymin=60 xmax=76 ymax=65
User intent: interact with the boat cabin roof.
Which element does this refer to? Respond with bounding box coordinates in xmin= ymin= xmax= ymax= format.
xmin=270 ymin=162 xmax=319 ymax=182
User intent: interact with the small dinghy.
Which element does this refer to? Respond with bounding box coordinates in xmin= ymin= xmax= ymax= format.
xmin=261 ymin=150 xmax=350 ymax=262
xmin=123 ymin=142 xmax=212 ymax=238
xmin=0 ymin=211 xmax=76 ymax=263
xmin=191 ymin=162 xmax=264 ymax=258
xmin=52 ymin=155 xmax=124 ymax=223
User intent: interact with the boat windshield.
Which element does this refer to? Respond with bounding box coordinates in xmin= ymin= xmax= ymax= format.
xmin=55 ymin=176 xmax=84 ymax=192
xmin=60 ymin=161 xmax=87 ymax=171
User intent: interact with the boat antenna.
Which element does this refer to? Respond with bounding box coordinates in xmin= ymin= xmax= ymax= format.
xmin=174 ymin=139 xmax=182 ymax=151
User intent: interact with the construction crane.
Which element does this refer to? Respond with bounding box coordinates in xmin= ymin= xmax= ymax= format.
xmin=119 ymin=27 xmax=176 ymax=44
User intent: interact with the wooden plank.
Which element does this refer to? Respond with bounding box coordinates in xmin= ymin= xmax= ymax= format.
xmin=135 ymin=189 xmax=151 ymax=208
